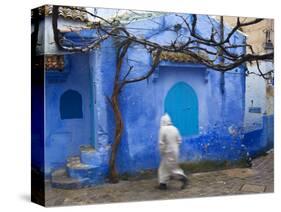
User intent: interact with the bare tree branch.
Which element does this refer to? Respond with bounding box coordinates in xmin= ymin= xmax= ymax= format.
xmin=123 ymin=49 xmax=162 ymax=84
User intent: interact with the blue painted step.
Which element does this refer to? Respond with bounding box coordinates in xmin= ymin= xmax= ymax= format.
xmin=80 ymin=145 xmax=109 ymax=167
xmin=50 ymin=145 xmax=110 ymax=189
xmin=66 ymin=155 xmax=106 ymax=184
xmin=79 ymin=145 xmax=110 ymax=180
xmin=80 ymin=147 xmax=101 ymax=166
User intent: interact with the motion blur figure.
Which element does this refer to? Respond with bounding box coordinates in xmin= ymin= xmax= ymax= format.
xmin=158 ymin=114 xmax=188 ymax=190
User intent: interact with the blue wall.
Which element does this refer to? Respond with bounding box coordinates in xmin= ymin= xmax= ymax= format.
xmin=45 ymin=53 xmax=94 ymax=173
xmin=110 ymin=15 xmax=246 ymax=174
xmin=41 ymin=14 xmax=266 ymax=182
xmin=243 ymin=115 xmax=274 ymax=157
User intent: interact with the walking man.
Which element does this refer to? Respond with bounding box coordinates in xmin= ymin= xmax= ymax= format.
xmin=158 ymin=113 xmax=188 ymax=190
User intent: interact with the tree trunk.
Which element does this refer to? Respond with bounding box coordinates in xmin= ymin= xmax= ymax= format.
xmin=108 ymin=83 xmax=123 ymax=183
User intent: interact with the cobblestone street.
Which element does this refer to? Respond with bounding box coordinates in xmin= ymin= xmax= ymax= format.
xmin=45 ymin=150 xmax=274 ymax=207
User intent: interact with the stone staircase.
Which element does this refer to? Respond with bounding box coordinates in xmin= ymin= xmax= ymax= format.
xmin=51 ymin=145 xmax=109 ymax=189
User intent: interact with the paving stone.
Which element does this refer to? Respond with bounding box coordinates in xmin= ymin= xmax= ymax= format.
xmin=223 ymin=168 xmax=256 ymax=178
xmin=265 ymin=184 xmax=274 ymax=192
xmin=240 ymin=184 xmax=266 ymax=193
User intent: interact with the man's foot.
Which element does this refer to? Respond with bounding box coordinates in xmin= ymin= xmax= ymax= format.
xmin=158 ymin=183 xmax=167 ymax=190
xmin=180 ymin=177 xmax=188 ymax=190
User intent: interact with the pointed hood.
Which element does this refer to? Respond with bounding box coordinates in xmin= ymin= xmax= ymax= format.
xmin=160 ymin=113 xmax=172 ymax=126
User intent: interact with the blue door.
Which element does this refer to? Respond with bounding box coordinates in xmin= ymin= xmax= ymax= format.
xmin=164 ymin=82 xmax=199 ymax=136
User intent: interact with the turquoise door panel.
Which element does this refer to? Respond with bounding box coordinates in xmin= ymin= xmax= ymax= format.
xmin=164 ymin=82 xmax=199 ymax=136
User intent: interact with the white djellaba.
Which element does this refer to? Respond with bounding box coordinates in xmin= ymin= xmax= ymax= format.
xmin=158 ymin=113 xmax=188 ymax=190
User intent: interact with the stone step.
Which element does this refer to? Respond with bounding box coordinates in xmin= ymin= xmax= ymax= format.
xmin=50 ymin=168 xmax=91 ymax=189
xmin=67 ymin=154 xmax=109 ymax=184
xmin=79 ymin=145 xmax=101 ymax=166
xmin=80 ymin=149 xmax=98 ymax=165
xmin=66 ymin=158 xmax=97 ymax=179
xmin=80 ymin=147 xmax=110 ymax=167
xmin=80 ymin=145 xmax=95 ymax=153
xmin=67 ymin=155 xmax=81 ymax=164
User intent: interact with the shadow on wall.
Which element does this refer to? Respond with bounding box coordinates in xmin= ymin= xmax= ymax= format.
xmin=243 ymin=115 xmax=274 ymax=158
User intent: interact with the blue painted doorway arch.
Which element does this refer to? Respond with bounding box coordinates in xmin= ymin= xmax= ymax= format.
xmin=164 ymin=82 xmax=199 ymax=136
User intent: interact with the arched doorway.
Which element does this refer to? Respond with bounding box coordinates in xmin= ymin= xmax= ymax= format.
xmin=164 ymin=82 xmax=199 ymax=136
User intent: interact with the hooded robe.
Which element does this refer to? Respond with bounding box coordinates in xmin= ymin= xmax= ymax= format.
xmin=158 ymin=114 xmax=186 ymax=184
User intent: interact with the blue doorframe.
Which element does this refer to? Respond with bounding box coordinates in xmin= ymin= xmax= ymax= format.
xmin=89 ymin=58 xmax=96 ymax=147
xmin=164 ymin=82 xmax=199 ymax=136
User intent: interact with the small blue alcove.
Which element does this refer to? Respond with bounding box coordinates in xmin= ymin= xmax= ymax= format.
xmin=60 ymin=89 xmax=83 ymax=119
